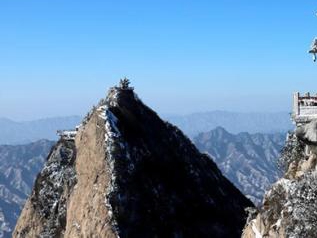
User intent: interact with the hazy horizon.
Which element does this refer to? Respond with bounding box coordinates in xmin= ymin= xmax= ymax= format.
xmin=0 ymin=110 xmax=292 ymax=123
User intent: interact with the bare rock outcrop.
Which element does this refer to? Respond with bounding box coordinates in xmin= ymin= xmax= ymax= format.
xmin=14 ymin=82 xmax=253 ymax=238
xmin=296 ymin=120 xmax=317 ymax=145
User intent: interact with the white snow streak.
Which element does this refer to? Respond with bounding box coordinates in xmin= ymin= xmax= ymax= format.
xmin=251 ymin=219 xmax=262 ymax=238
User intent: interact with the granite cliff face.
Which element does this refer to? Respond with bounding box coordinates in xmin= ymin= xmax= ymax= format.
xmin=0 ymin=140 xmax=54 ymax=238
xmin=243 ymin=120 xmax=317 ymax=238
xmin=14 ymin=83 xmax=253 ymax=238
xmin=194 ymin=127 xmax=284 ymax=206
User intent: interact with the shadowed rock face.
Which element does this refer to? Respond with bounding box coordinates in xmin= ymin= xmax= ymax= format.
xmin=14 ymin=85 xmax=253 ymax=238
xmin=14 ymin=140 xmax=77 ymax=238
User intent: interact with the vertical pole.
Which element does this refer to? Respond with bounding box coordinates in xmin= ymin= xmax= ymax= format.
xmin=293 ymin=92 xmax=300 ymax=116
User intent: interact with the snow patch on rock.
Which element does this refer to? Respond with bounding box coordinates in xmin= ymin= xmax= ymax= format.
xmin=98 ymin=101 xmax=124 ymax=238
xmin=251 ymin=219 xmax=262 ymax=238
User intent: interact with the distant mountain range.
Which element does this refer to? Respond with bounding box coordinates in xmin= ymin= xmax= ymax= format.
xmin=0 ymin=116 xmax=81 ymax=145
xmin=0 ymin=140 xmax=54 ymax=238
xmin=0 ymin=122 xmax=287 ymax=235
xmin=167 ymin=111 xmax=293 ymax=137
xmin=0 ymin=111 xmax=293 ymax=145
xmin=193 ymin=127 xmax=285 ymax=206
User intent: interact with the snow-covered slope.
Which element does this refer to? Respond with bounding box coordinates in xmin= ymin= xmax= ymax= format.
xmin=194 ymin=127 xmax=285 ymax=205
xmin=14 ymin=83 xmax=253 ymax=238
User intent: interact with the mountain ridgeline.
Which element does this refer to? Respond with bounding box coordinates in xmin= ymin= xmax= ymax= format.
xmin=14 ymin=82 xmax=253 ymax=238
xmin=194 ymin=127 xmax=285 ymax=205
xmin=167 ymin=111 xmax=293 ymax=137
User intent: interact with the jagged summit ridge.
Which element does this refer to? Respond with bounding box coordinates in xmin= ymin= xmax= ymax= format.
xmin=14 ymin=80 xmax=253 ymax=238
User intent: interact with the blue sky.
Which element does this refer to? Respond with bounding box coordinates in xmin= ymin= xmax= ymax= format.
xmin=0 ymin=1 xmax=317 ymax=120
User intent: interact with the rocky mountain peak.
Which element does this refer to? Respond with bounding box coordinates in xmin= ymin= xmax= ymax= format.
xmin=210 ymin=126 xmax=231 ymax=137
xmin=14 ymin=81 xmax=253 ymax=238
xmin=106 ymin=82 xmax=135 ymax=106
